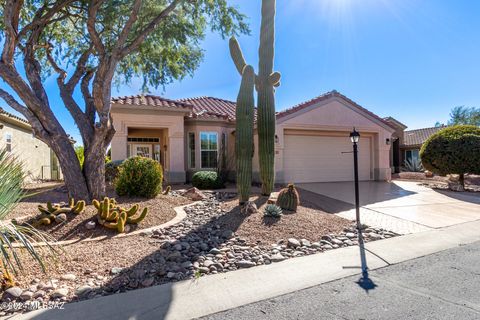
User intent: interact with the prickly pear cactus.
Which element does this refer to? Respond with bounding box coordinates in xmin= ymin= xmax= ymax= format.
xmin=276 ymin=183 xmax=300 ymax=212
xmin=230 ymin=0 xmax=279 ymax=197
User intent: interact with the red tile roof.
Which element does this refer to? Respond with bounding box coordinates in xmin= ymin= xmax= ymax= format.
xmin=111 ymin=91 xmax=393 ymax=129
xmin=403 ymin=126 xmax=447 ymax=147
xmin=178 ymin=96 xmax=237 ymax=121
xmin=275 ymin=90 xmax=394 ymax=129
xmin=111 ymin=95 xmax=193 ymax=111
xmin=0 ymin=107 xmax=30 ymax=125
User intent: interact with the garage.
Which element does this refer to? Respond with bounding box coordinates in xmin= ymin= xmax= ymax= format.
xmin=283 ymin=133 xmax=372 ymax=183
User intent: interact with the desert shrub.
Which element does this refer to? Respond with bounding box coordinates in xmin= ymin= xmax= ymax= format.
xmin=402 ymin=158 xmax=424 ymax=172
xmin=0 ymin=149 xmax=56 ymax=280
xmin=105 ymin=160 xmax=123 ymax=184
xmin=263 ymin=204 xmax=283 ymax=217
xmin=115 ymin=157 xmax=163 ymax=198
xmin=191 ymin=171 xmax=224 ymax=189
xmin=420 ymin=125 xmax=480 ymax=186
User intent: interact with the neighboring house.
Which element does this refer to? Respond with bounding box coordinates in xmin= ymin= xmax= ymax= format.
xmin=110 ymin=90 xmax=395 ymax=184
xmin=401 ymin=126 xmax=447 ymax=166
xmin=0 ymin=107 xmax=61 ymax=181
xmin=384 ymin=116 xmax=448 ymax=172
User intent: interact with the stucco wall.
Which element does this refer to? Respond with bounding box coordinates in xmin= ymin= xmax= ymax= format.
xmin=184 ymin=121 xmax=235 ymax=180
xmin=0 ymin=119 xmax=52 ymax=181
xmin=270 ymin=97 xmax=394 ymax=182
xmin=110 ymin=106 xmax=187 ymax=183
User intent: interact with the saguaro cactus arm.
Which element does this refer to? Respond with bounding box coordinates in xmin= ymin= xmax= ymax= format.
xmin=229 ymin=37 xmax=248 ymax=75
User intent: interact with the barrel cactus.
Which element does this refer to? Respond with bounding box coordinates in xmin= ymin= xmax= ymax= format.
xmin=276 ymin=184 xmax=300 ymax=212
xmin=230 ymin=0 xmax=280 ymax=197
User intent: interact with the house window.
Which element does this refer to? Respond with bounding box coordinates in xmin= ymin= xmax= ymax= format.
xmin=5 ymin=133 xmax=12 ymax=152
xmin=188 ymin=132 xmax=195 ymax=169
xmin=200 ymin=132 xmax=218 ymax=169
xmin=405 ymin=149 xmax=419 ymax=162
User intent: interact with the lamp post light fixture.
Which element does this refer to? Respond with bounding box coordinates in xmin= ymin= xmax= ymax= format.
xmin=350 ymin=128 xmax=371 ymax=278
xmin=349 ymin=128 xmax=361 ymax=230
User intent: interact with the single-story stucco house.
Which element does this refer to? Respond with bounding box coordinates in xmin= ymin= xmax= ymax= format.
xmin=111 ymin=90 xmax=397 ymax=184
xmin=0 ymin=107 xmax=62 ymax=181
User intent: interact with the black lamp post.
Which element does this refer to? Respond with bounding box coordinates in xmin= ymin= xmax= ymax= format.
xmin=349 ymin=128 xmax=361 ymax=230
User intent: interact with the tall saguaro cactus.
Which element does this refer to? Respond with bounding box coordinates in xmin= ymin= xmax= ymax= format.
xmin=235 ymin=66 xmax=255 ymax=204
xmin=230 ymin=0 xmax=280 ymax=196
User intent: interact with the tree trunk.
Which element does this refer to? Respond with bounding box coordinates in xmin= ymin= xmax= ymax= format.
xmin=459 ymin=173 xmax=465 ymax=188
xmin=49 ymin=138 xmax=90 ymax=201
xmin=83 ymin=143 xmax=108 ymax=200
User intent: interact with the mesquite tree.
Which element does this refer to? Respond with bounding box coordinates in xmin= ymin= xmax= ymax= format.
xmin=0 ymin=0 xmax=248 ymax=200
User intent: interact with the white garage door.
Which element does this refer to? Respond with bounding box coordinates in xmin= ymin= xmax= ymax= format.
xmin=283 ymin=134 xmax=372 ymax=183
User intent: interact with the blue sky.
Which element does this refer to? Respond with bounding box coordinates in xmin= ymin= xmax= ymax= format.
xmin=2 ymin=0 xmax=480 ymax=143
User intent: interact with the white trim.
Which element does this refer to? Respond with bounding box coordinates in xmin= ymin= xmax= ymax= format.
xmin=5 ymin=132 xmax=12 ymax=152
xmin=200 ymin=131 xmax=218 ymax=169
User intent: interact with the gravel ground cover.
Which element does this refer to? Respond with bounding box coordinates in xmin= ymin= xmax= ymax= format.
xmin=9 ymin=187 xmax=190 ymax=241
xmin=0 ymin=191 xmax=398 ymax=317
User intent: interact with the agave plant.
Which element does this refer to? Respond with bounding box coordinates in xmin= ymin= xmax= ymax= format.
xmin=263 ymin=204 xmax=283 ymax=217
xmin=0 ymin=149 xmax=56 ymax=283
xmin=403 ymin=158 xmax=424 ymax=172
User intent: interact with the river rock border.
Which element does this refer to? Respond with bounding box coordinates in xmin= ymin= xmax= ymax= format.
xmin=1 ymin=191 xmax=399 ymax=316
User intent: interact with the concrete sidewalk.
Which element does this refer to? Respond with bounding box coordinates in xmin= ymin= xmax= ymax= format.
xmin=11 ymin=220 xmax=480 ymax=320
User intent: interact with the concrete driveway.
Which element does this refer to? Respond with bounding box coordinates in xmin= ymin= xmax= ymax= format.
xmin=298 ymin=180 xmax=480 ymax=234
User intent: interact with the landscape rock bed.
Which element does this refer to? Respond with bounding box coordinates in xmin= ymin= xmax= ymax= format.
xmin=1 ymin=192 xmax=398 ymax=316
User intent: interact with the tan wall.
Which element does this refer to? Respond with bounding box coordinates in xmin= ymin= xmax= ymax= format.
xmin=0 ymin=119 xmax=52 ymax=181
xmin=273 ymin=97 xmax=394 ymax=182
xmin=184 ymin=121 xmax=235 ymax=176
xmin=110 ymin=106 xmax=187 ymax=183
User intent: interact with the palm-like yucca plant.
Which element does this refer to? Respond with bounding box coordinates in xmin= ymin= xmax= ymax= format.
xmin=403 ymin=158 xmax=424 ymax=172
xmin=0 ymin=149 xmax=56 ymax=285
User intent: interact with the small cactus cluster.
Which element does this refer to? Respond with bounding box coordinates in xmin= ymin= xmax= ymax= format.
xmin=263 ymin=204 xmax=283 ymax=217
xmin=276 ymin=184 xmax=300 ymax=212
xmin=92 ymin=197 xmax=148 ymax=233
xmin=36 ymin=198 xmax=86 ymax=225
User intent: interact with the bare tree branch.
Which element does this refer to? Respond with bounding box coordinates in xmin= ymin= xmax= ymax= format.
xmin=81 ymin=70 xmax=96 ymax=125
xmin=65 ymin=47 xmax=93 ymax=90
xmin=2 ymin=0 xmax=23 ymax=64
xmin=87 ymin=0 xmax=106 ymax=55
xmin=0 ymin=88 xmax=48 ymax=140
xmin=121 ymin=0 xmax=182 ymax=57
xmin=113 ymin=0 xmax=142 ymax=54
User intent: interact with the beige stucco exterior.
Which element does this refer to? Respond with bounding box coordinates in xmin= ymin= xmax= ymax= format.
xmin=110 ymin=94 xmax=395 ymax=185
xmin=110 ymin=105 xmax=189 ymax=183
xmin=0 ymin=113 xmax=58 ymax=181
xmin=250 ymin=97 xmax=394 ymax=183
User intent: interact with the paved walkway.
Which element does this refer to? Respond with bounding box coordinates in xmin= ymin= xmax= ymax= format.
xmin=11 ymin=219 xmax=480 ymax=320
xmin=203 ymin=240 xmax=480 ymax=320
xmin=298 ymin=180 xmax=480 ymax=234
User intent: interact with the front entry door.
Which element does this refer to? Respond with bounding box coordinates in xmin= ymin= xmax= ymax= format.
xmin=133 ymin=144 xmax=152 ymax=158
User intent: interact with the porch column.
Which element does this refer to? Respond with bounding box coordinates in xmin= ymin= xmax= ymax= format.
xmin=111 ymin=133 xmax=128 ymax=161
xmin=374 ymin=132 xmax=392 ymax=181
xmin=167 ymin=131 xmax=186 ymax=184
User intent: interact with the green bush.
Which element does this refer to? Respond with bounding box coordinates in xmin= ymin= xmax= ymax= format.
xmin=192 ymin=171 xmax=224 ymax=189
xmin=420 ymin=125 xmax=480 ymax=186
xmin=115 ymin=157 xmax=163 ymax=198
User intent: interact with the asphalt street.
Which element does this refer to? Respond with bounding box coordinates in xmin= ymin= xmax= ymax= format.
xmin=201 ymin=241 xmax=480 ymax=320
